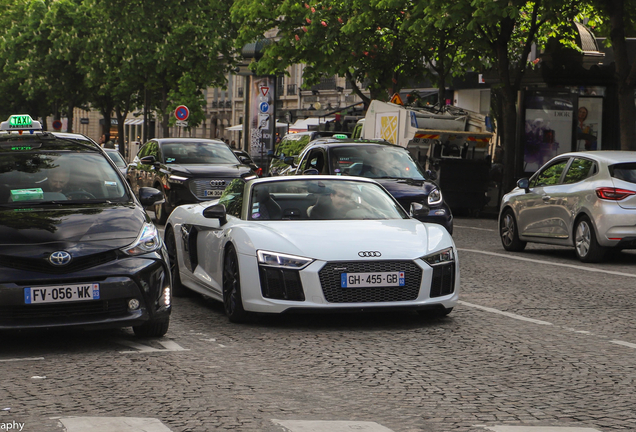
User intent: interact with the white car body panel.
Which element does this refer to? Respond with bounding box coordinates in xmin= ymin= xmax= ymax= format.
xmin=167 ymin=176 xmax=459 ymax=315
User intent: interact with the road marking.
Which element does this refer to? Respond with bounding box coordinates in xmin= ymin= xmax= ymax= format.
xmin=272 ymin=420 xmax=394 ymax=431
xmin=460 ymin=301 xmax=636 ymax=352
xmin=58 ymin=416 xmax=172 ymax=432
xmin=0 ymin=357 xmax=44 ymax=362
xmin=458 ymin=301 xmax=553 ymax=325
xmin=455 ymin=225 xmax=496 ymax=232
xmin=115 ymin=340 xmax=189 ymax=354
xmin=458 ymin=248 xmax=636 ymax=278
xmin=479 ymin=426 xmax=601 ymax=432
xmin=611 ymin=340 xmax=636 ymax=349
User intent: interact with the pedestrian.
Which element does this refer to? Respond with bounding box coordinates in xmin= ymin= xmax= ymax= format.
xmin=230 ymin=140 xmax=236 ymax=149
xmin=98 ymin=134 xmax=106 ymax=147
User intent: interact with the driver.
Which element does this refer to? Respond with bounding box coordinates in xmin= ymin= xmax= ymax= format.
xmin=44 ymin=167 xmax=71 ymax=193
xmin=308 ymin=184 xmax=357 ymax=219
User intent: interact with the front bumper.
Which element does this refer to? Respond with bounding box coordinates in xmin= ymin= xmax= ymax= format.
xmin=0 ymin=253 xmax=171 ymax=330
xmin=238 ymin=253 xmax=459 ymax=314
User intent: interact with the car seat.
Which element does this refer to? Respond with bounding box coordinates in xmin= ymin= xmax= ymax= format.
xmin=252 ymin=188 xmax=282 ymax=220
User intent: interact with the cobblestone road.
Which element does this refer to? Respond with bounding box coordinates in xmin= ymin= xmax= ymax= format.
xmin=2 ymin=217 xmax=636 ymax=432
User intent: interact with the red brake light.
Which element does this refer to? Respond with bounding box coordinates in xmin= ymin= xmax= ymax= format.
xmin=595 ymin=187 xmax=636 ymax=200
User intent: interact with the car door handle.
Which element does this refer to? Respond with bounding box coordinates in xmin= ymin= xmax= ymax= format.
xmin=542 ymin=195 xmax=551 ymax=201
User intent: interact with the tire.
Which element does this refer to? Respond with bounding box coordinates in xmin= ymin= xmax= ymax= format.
xmin=133 ymin=317 xmax=170 ymax=337
xmin=500 ymin=209 xmax=527 ymax=252
xmin=574 ymin=215 xmax=606 ymax=263
xmin=154 ymin=187 xmax=169 ymax=225
xmin=222 ymin=246 xmax=250 ymax=323
xmin=164 ymin=226 xmax=189 ymax=297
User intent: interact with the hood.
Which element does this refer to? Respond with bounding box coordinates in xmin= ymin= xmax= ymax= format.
xmin=165 ymin=164 xmax=251 ymax=177
xmin=238 ymin=219 xmax=451 ymax=261
xmin=0 ymin=204 xmax=146 ymax=254
xmin=374 ymin=178 xmax=437 ymax=200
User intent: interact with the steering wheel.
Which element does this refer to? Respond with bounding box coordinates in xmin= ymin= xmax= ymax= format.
xmin=65 ymin=190 xmax=96 ymax=200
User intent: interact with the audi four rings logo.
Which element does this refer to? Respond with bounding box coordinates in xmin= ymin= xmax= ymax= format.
xmin=358 ymin=251 xmax=381 ymax=257
xmin=49 ymin=251 xmax=72 ymax=266
xmin=209 ymin=180 xmax=225 ymax=187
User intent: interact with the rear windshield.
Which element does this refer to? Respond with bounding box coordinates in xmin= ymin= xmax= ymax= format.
xmin=609 ymin=163 xmax=636 ymax=184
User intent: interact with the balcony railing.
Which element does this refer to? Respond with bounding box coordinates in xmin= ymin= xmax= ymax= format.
xmin=238 ymin=87 xmax=244 ymax=97
xmin=287 ymin=84 xmax=297 ymax=95
xmin=309 ymin=76 xmax=337 ymax=91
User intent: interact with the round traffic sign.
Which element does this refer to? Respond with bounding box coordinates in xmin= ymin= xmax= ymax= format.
xmin=52 ymin=120 xmax=62 ymax=130
xmin=259 ymin=102 xmax=270 ymax=114
xmin=175 ymin=105 xmax=189 ymax=121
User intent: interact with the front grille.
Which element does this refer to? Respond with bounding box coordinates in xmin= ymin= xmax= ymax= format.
xmin=259 ymin=266 xmax=305 ymax=301
xmin=0 ymin=251 xmax=118 ymax=275
xmin=429 ymin=263 xmax=455 ymax=298
xmin=319 ymin=261 xmax=422 ymax=303
xmin=189 ymin=178 xmax=235 ymax=199
xmin=0 ymin=299 xmax=129 ymax=322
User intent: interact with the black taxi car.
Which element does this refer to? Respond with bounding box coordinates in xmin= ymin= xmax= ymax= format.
xmin=127 ymin=138 xmax=253 ymax=224
xmin=0 ymin=115 xmax=171 ymax=337
xmin=289 ymin=139 xmax=453 ymax=234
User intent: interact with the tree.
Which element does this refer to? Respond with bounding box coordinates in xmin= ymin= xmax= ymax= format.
xmin=428 ymin=0 xmax=580 ymax=191
xmin=585 ymin=0 xmax=636 ymax=150
xmin=231 ymin=0 xmax=435 ymax=107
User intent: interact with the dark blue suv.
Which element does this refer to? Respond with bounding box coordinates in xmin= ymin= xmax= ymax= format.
xmin=290 ymin=140 xmax=453 ymax=234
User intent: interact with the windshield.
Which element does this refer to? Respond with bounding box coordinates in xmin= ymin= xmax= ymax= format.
xmin=330 ymin=145 xmax=426 ymax=179
xmin=0 ymin=150 xmax=129 ymax=205
xmin=249 ymin=179 xmax=407 ymax=221
xmin=106 ymin=150 xmax=127 ymax=168
xmin=161 ymin=142 xmax=238 ymax=165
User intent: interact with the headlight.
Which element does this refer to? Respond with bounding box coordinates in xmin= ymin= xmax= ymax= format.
xmin=122 ymin=223 xmax=162 ymax=256
xmin=168 ymin=174 xmax=188 ymax=184
xmin=421 ymin=247 xmax=454 ymax=266
xmin=428 ymin=188 xmax=442 ymax=205
xmin=257 ymin=250 xmax=314 ymax=269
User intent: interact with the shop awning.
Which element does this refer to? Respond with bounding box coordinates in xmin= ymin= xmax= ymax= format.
xmin=124 ymin=118 xmax=144 ymax=125
xmin=226 ymin=122 xmax=288 ymax=131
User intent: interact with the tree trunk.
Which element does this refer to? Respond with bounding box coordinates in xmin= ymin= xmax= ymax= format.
xmin=606 ymin=0 xmax=636 ymax=150
xmin=115 ymin=107 xmax=129 ymax=160
xmin=66 ymin=103 xmax=74 ymax=133
xmin=161 ymin=87 xmax=169 ymax=138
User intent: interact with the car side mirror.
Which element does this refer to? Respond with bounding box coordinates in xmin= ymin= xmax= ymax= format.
xmin=139 ymin=187 xmax=164 ymax=207
xmin=303 ymin=168 xmax=319 ymax=175
xmin=203 ymin=203 xmax=227 ymax=225
xmin=239 ymin=156 xmax=250 ymax=165
xmin=409 ymin=202 xmax=429 ymax=218
xmin=425 ymin=169 xmax=438 ymax=181
xmin=283 ymin=156 xmax=296 ymax=167
xmin=139 ymin=155 xmax=156 ymax=165
xmin=517 ymin=178 xmax=530 ymax=193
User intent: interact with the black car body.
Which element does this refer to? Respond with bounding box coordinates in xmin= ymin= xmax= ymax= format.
xmin=291 ymin=140 xmax=453 ymax=234
xmin=127 ymin=138 xmax=253 ymax=224
xmin=233 ymin=149 xmax=262 ymax=176
xmin=0 ymin=123 xmax=170 ymax=336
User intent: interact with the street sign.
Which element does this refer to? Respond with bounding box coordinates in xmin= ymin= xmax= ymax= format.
xmin=390 ymin=93 xmax=404 ymax=105
xmin=175 ymin=105 xmax=189 ymax=121
xmin=259 ymin=102 xmax=270 ymax=113
xmin=260 ymin=87 xmax=270 ymax=97
xmin=175 ymin=120 xmax=188 ymax=127
xmin=52 ymin=120 xmax=62 ymax=130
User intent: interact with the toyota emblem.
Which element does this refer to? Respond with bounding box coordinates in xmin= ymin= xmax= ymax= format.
xmin=358 ymin=251 xmax=381 ymax=257
xmin=49 ymin=251 xmax=72 ymax=266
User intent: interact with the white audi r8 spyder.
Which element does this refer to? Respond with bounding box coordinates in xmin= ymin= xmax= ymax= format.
xmin=165 ymin=175 xmax=459 ymax=322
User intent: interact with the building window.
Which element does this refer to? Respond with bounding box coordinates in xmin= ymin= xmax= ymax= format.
xmin=287 ymin=84 xmax=297 ymax=95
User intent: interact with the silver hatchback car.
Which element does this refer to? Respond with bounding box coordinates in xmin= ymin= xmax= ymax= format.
xmin=499 ymin=151 xmax=636 ymax=262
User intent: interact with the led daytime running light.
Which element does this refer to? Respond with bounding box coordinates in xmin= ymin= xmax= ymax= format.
xmin=422 ymin=247 xmax=454 ymax=266
xmin=257 ymin=250 xmax=313 ymax=269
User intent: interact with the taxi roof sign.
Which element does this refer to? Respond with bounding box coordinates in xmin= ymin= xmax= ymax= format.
xmin=0 ymin=114 xmax=43 ymax=133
